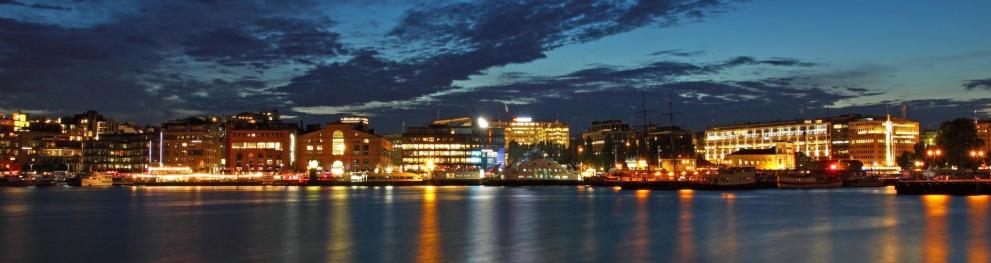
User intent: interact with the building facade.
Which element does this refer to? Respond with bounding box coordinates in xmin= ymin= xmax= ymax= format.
xmin=978 ymin=119 xmax=991 ymax=154
xmin=704 ymin=115 xmax=919 ymax=171
xmin=161 ymin=117 xmax=224 ymax=172
xmin=725 ymin=142 xmax=797 ymax=170
xmin=492 ymin=117 xmax=569 ymax=147
xmin=580 ymin=120 xmax=638 ymax=156
xmin=82 ymin=131 xmax=153 ymax=172
xmin=297 ymin=119 xmax=392 ymax=177
xmin=401 ymin=117 xmax=505 ymax=178
xmin=848 ymin=116 xmax=920 ymax=170
xmin=225 ymin=129 xmax=295 ymax=173
xmin=705 ymin=119 xmax=832 ymax=165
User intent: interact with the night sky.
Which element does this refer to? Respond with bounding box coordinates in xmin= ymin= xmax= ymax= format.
xmin=1 ymin=0 xmax=989 ymax=134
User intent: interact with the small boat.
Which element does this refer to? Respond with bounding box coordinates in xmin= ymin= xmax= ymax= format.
xmin=843 ymin=176 xmax=886 ymax=187
xmin=777 ymin=175 xmax=844 ymax=189
xmin=81 ymin=173 xmax=114 ymax=187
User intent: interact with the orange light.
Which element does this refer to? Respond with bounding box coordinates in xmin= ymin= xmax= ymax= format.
xmin=829 ymin=163 xmax=838 ymax=171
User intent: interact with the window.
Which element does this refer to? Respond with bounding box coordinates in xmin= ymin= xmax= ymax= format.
xmin=332 ymin=130 xmax=345 ymax=155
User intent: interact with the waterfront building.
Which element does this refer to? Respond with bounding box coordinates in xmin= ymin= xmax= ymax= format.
xmin=225 ymin=128 xmax=295 ymax=173
xmin=401 ymin=117 xmax=505 ymax=178
xmin=848 ymin=116 xmax=920 ymax=170
xmin=724 ymin=142 xmax=797 ymax=170
xmin=384 ymin=134 xmax=404 ymax=168
xmin=978 ymin=119 xmax=991 ymax=154
xmin=492 ymin=117 xmax=570 ymax=147
xmin=296 ymin=118 xmax=392 ymax=178
xmin=161 ymin=117 xmax=224 ymax=172
xmin=81 ymin=126 xmax=153 ymax=172
xmin=704 ymin=114 xmax=919 ymax=171
xmin=705 ymin=119 xmax=831 ymax=165
xmin=580 ymin=120 xmax=638 ymax=156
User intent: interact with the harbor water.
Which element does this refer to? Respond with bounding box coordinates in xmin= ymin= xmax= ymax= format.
xmin=1 ymin=186 xmax=988 ymax=262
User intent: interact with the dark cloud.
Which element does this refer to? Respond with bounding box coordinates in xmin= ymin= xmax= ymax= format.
xmin=283 ymin=0 xmax=737 ymax=109
xmin=963 ymin=78 xmax=991 ymax=90
xmin=0 ymin=0 xmax=70 ymax=10
xmin=0 ymin=1 xmax=346 ymax=122
xmin=720 ymin=56 xmax=817 ymax=68
xmin=648 ymin=49 xmax=705 ymax=57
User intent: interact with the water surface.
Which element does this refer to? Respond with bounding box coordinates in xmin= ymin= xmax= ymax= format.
xmin=1 ymin=186 xmax=988 ymax=262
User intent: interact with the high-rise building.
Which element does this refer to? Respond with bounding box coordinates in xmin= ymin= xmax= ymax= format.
xmin=297 ymin=118 xmax=392 ymax=178
xmin=401 ymin=117 xmax=505 ymax=178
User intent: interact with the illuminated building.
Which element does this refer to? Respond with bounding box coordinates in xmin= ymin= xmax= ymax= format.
xmin=63 ymin=111 xmax=115 ymax=141
xmin=725 ymin=142 xmax=797 ymax=170
xmin=161 ymin=117 xmax=224 ymax=172
xmin=226 ymin=128 xmax=295 ymax=173
xmin=848 ymin=116 xmax=920 ymax=170
xmin=401 ymin=117 xmax=505 ymax=178
xmin=12 ymin=111 xmax=29 ymax=132
xmin=706 ymin=118 xmax=834 ymax=165
xmin=296 ymin=118 xmax=392 ymax=177
xmin=978 ymin=120 xmax=991 ymax=154
xmin=704 ymin=114 xmax=919 ymax=171
xmin=492 ymin=117 xmax=570 ymax=147
xmin=81 ymin=127 xmax=153 ymax=172
xmin=580 ymin=120 xmax=637 ymax=156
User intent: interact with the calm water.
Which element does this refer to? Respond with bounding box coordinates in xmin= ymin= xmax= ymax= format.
xmin=0 ymin=186 xmax=988 ymax=263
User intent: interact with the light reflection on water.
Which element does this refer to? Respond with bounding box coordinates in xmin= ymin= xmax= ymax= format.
xmin=1 ymin=186 xmax=990 ymax=262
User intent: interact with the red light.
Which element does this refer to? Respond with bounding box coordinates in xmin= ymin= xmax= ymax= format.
xmin=829 ymin=164 xmax=838 ymax=171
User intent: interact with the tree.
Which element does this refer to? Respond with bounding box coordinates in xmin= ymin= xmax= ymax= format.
xmin=897 ymin=151 xmax=915 ymax=170
xmin=936 ymin=118 xmax=985 ymax=169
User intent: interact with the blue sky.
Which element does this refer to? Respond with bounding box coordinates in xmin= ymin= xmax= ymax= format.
xmin=0 ymin=0 xmax=988 ymax=133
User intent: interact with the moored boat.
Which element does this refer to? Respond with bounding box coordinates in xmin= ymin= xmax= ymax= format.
xmin=777 ymin=175 xmax=844 ymax=189
xmin=81 ymin=173 xmax=114 ymax=187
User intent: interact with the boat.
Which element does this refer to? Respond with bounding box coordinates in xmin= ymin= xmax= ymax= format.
xmin=707 ymin=168 xmax=758 ymax=186
xmin=777 ymin=175 xmax=844 ymax=189
xmin=33 ymin=175 xmax=57 ymax=187
xmin=502 ymin=159 xmax=581 ymax=181
xmin=843 ymin=176 xmax=886 ymax=187
xmin=80 ymin=173 xmax=114 ymax=187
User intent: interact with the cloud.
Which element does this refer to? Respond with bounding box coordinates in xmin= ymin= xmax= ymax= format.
xmin=648 ymin=49 xmax=705 ymax=57
xmin=963 ymin=78 xmax=991 ymax=90
xmin=0 ymin=1 xmax=346 ymax=122
xmin=0 ymin=0 xmax=69 ymax=11
xmin=283 ymin=0 xmax=737 ymax=110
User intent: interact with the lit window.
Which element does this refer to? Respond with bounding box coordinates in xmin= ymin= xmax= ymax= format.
xmin=332 ymin=130 xmax=345 ymax=155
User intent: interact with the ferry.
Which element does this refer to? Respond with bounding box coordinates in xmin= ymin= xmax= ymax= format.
xmin=502 ymin=159 xmax=580 ymax=180
xmin=81 ymin=173 xmax=114 ymax=187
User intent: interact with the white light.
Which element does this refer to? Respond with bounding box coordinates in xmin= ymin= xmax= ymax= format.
xmin=477 ymin=117 xmax=489 ymax=128
xmin=514 ymin=117 xmax=532 ymax=122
